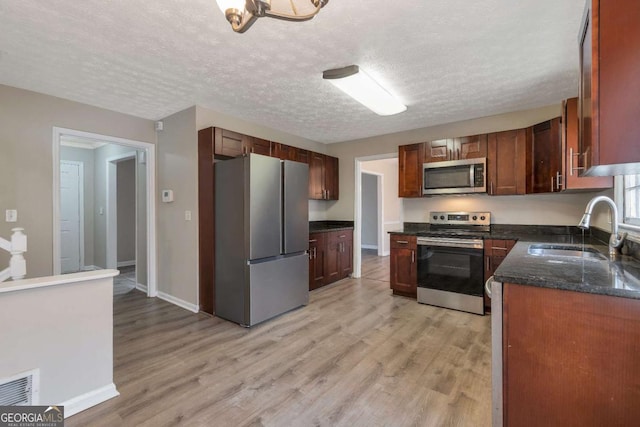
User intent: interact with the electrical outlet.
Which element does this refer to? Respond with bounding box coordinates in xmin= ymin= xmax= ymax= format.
xmin=185 ymin=210 xmax=192 ymax=221
xmin=5 ymin=209 xmax=17 ymax=222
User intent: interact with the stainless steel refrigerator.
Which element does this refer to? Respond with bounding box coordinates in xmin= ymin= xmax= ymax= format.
xmin=215 ymin=153 xmax=309 ymax=327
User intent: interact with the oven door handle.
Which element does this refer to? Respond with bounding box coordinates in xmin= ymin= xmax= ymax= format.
xmin=417 ymin=237 xmax=484 ymax=250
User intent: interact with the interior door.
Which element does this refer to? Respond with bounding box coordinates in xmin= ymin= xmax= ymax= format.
xmin=60 ymin=161 xmax=82 ymax=273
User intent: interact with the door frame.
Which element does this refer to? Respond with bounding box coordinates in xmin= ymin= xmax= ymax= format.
xmin=353 ymin=152 xmax=398 ymax=278
xmin=60 ymin=160 xmax=85 ymax=271
xmin=52 ymin=127 xmax=158 ymax=298
xmin=360 ymin=171 xmax=384 ymax=256
xmin=106 ymin=152 xmax=137 ymax=270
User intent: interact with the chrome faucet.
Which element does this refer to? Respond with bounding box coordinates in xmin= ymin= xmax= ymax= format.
xmin=578 ymin=195 xmax=626 ymax=258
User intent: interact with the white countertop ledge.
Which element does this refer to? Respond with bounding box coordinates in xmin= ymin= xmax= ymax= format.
xmin=0 ymin=269 xmax=119 ymax=294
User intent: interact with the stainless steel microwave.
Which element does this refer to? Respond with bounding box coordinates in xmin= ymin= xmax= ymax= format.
xmin=423 ymin=158 xmax=486 ymax=195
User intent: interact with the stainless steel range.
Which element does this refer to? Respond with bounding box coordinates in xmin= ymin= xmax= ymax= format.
xmin=416 ymin=212 xmax=490 ymax=315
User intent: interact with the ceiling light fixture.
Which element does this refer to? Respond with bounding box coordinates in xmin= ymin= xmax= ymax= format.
xmin=216 ymin=0 xmax=329 ymax=33
xmin=322 ymin=65 xmax=407 ymax=116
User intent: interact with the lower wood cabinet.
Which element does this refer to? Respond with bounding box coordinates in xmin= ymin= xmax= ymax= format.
xmin=501 ymin=283 xmax=640 ymax=425
xmin=390 ymin=234 xmax=417 ymax=298
xmin=309 ymin=229 xmax=353 ymax=290
xmin=484 ymin=239 xmax=516 ymax=310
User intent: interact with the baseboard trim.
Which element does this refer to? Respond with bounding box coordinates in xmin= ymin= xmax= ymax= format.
xmin=135 ymin=283 xmax=148 ymax=293
xmin=381 ymin=250 xmax=390 ymax=257
xmin=60 ymin=383 xmax=119 ymax=418
xmin=117 ymin=260 xmax=136 ymax=268
xmin=361 ymin=244 xmax=378 ymax=250
xmin=158 ymin=291 xmax=199 ymax=313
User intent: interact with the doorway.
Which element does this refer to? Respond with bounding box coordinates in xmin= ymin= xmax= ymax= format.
xmin=52 ymin=128 xmax=157 ymax=298
xmin=354 ymin=154 xmax=402 ymax=279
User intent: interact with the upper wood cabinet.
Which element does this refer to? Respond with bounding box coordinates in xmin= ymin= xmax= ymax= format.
xmin=578 ymin=0 xmax=640 ymax=176
xmin=526 ymin=118 xmax=562 ymax=194
xmin=562 ymin=98 xmax=613 ymax=190
xmin=424 ymin=139 xmax=452 ymax=163
xmin=398 ymin=143 xmax=424 ymax=198
xmin=248 ymin=137 xmax=271 ymax=156
xmin=455 ymin=134 xmax=488 ymax=160
xmin=424 ymin=136 xmax=488 ymax=163
xmin=212 ymin=128 xmax=271 ymax=157
xmin=309 ymin=152 xmax=339 ymax=200
xmin=487 ymin=129 xmax=527 ymax=196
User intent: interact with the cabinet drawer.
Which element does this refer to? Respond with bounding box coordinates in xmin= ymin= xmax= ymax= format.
xmin=390 ymin=235 xmax=416 ymax=249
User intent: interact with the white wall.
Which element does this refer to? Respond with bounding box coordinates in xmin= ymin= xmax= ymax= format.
xmin=0 ymin=272 xmax=116 ymax=411
xmin=327 ymin=104 xmax=613 ymax=228
xmin=156 ymin=107 xmax=199 ymax=307
xmin=362 ymin=158 xmax=403 ymax=255
xmin=0 ymin=84 xmax=156 ymax=278
xmin=361 ymin=173 xmax=378 ymax=247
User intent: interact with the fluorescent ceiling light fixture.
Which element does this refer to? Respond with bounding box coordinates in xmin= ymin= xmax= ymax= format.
xmin=323 ymin=65 xmax=407 ymax=116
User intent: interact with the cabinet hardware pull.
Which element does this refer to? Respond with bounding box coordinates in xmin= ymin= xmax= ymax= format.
xmin=396 ymin=240 xmax=409 ymax=244
xmin=491 ymin=247 xmax=508 ymax=251
xmin=339 ymin=235 xmax=346 ymax=238
xmin=309 ymin=239 xmax=317 ymax=243
xmin=556 ymin=171 xmax=562 ymax=190
xmin=570 ymin=148 xmax=586 ymax=175
xmin=411 ymin=250 xmax=415 ymax=263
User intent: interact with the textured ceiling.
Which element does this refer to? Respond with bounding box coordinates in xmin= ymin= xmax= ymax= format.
xmin=0 ymin=0 xmax=585 ymax=143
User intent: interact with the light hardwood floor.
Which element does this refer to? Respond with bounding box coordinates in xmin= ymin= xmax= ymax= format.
xmin=68 ymin=251 xmax=492 ymax=427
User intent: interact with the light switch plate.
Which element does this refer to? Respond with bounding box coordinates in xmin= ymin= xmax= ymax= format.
xmin=185 ymin=210 xmax=192 ymax=221
xmin=5 ymin=209 xmax=17 ymax=222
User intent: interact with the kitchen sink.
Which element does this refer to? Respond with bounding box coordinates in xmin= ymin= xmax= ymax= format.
xmin=527 ymin=244 xmax=607 ymax=260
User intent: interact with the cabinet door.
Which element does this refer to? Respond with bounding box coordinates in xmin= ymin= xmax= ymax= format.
xmin=578 ymin=0 xmax=640 ymax=175
xmin=337 ymin=230 xmax=353 ymax=279
xmin=247 ymin=137 xmax=272 ymax=156
xmin=296 ymin=149 xmax=310 ymax=164
xmin=324 ymin=231 xmax=340 ymax=284
xmin=563 ymin=98 xmax=613 ymax=190
xmin=455 ymin=134 xmax=488 ymax=160
xmin=309 ymin=233 xmax=326 ymax=290
xmin=398 ymin=143 xmax=424 ymax=198
xmin=390 ymin=235 xmax=417 ymax=296
xmin=487 ymin=130 xmax=527 ymax=195
xmin=424 ymin=139 xmax=453 ymax=163
xmin=325 ymin=155 xmax=339 ymax=200
xmin=273 ymin=143 xmax=295 ymax=161
xmin=309 ymin=152 xmax=326 ymax=200
xmin=214 ymin=128 xmax=247 ymax=158
xmin=528 ymin=118 xmax=562 ymax=193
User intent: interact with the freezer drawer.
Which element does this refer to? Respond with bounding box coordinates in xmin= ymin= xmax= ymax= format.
xmin=248 ymin=253 xmax=309 ymax=326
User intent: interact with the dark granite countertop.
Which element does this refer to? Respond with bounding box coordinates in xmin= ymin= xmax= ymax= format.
xmin=309 ymin=220 xmax=354 ymax=233
xmin=494 ymin=240 xmax=640 ymax=300
xmin=390 ymin=223 xmax=601 ymax=244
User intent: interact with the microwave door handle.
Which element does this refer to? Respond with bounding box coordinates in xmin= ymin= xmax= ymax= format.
xmin=470 ymin=164 xmax=475 ymax=187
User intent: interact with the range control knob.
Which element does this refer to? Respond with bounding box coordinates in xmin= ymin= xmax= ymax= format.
xmin=472 ymin=215 xmax=478 ymax=221
xmin=433 ymin=215 xmax=438 ymax=220
xmin=480 ymin=216 xmax=486 ymax=221
xmin=440 ymin=215 xmax=445 ymax=220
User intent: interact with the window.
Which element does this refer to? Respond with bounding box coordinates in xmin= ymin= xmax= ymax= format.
xmin=623 ymin=174 xmax=640 ymax=226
